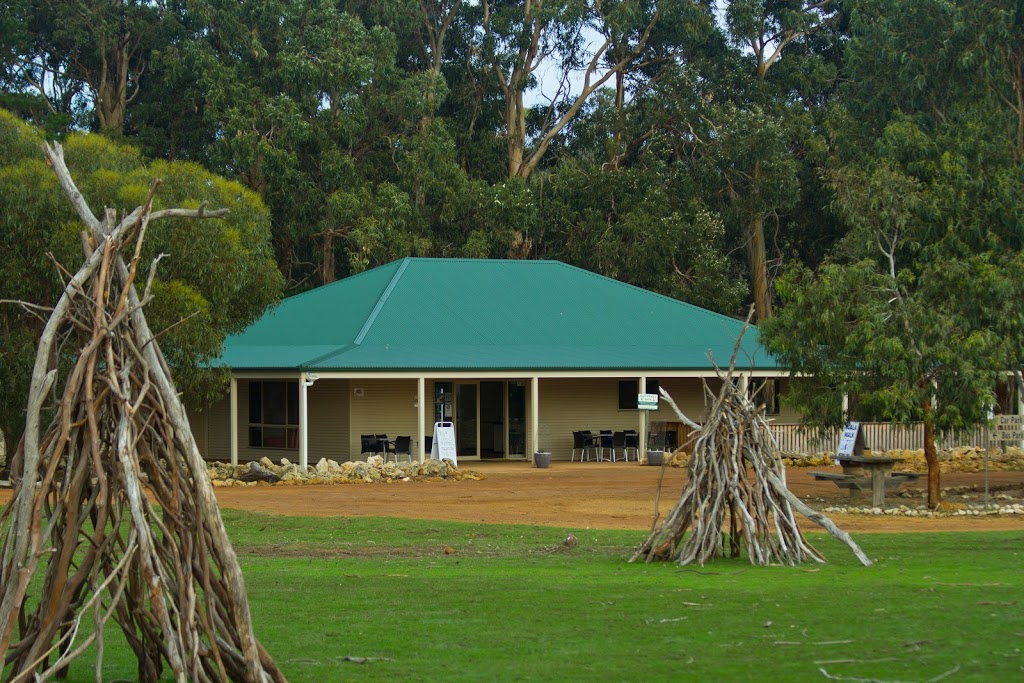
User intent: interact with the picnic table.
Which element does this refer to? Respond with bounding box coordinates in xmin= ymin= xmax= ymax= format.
xmin=808 ymin=455 xmax=921 ymax=507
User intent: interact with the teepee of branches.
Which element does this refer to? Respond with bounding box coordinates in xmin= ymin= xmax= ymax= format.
xmin=630 ymin=330 xmax=873 ymax=568
xmin=0 ymin=143 xmax=285 ymax=682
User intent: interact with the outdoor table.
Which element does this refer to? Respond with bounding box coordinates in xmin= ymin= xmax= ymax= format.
xmin=836 ymin=455 xmax=902 ymax=507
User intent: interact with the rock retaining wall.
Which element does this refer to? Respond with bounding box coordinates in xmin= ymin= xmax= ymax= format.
xmin=207 ymin=456 xmax=484 ymax=486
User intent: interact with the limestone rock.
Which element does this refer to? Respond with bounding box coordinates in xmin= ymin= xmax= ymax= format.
xmin=237 ymin=462 xmax=282 ymax=484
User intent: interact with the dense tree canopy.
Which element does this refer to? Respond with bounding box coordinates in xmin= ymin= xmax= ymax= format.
xmin=2 ymin=0 xmax=1022 ymax=470
xmin=0 ymin=109 xmax=283 ymax=456
xmin=761 ymin=0 xmax=1024 ymax=508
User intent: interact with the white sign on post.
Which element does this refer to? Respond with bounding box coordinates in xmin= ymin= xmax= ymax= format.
xmin=430 ymin=421 xmax=457 ymax=465
xmin=637 ymin=393 xmax=659 ymax=411
xmin=836 ymin=422 xmax=860 ymax=457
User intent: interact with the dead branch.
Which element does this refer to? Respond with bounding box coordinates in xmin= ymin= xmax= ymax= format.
xmin=0 ymin=141 xmax=283 ymax=682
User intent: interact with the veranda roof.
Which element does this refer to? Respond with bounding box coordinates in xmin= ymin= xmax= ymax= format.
xmin=217 ymin=258 xmax=779 ymax=372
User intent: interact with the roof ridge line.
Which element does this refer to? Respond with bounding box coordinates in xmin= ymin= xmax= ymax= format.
xmin=556 ymin=261 xmax=751 ymax=329
xmin=301 ymin=343 xmax=356 ymax=369
xmin=353 ymin=257 xmax=411 ymax=346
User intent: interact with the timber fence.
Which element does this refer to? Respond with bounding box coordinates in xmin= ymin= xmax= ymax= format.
xmin=768 ymin=422 xmax=993 ymax=454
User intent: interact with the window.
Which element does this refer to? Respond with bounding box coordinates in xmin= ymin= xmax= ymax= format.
xmin=618 ymin=379 xmax=660 ymax=410
xmin=248 ymin=381 xmax=299 ymax=449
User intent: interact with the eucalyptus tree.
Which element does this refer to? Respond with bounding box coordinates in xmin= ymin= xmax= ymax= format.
xmin=763 ymin=0 xmax=1024 ymax=508
xmin=132 ymin=0 xmax=447 ymax=287
xmin=538 ymin=157 xmax=747 ymax=312
xmin=477 ymin=0 xmax=666 ymax=179
xmin=1 ymin=0 xmax=175 ymax=135
xmin=0 ymin=109 xmax=283 ymax=459
xmin=712 ymin=0 xmax=842 ymax=325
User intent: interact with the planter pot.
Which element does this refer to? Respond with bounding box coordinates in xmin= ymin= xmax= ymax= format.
xmin=534 ymin=451 xmax=552 ymax=469
xmin=646 ymin=450 xmax=665 ymax=466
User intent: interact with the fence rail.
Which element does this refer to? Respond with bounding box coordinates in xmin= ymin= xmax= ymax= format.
xmin=768 ymin=422 xmax=996 ymax=454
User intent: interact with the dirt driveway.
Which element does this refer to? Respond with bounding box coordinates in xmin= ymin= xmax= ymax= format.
xmin=211 ymin=461 xmax=1024 ymax=534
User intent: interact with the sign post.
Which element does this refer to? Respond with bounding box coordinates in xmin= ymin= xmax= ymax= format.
xmin=638 ymin=393 xmax=659 ymax=461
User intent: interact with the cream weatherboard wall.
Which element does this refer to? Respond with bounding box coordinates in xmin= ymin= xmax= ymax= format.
xmin=189 ymin=379 xmax=350 ymax=463
xmin=538 ymin=378 xmax=643 ymax=460
xmin=186 ymin=374 xmax=795 ymax=464
xmin=186 ymin=406 xmax=208 ymax=457
xmin=534 ymin=376 xmax=798 ymax=460
xmin=309 ymin=379 xmax=350 ymax=462
xmin=536 ymin=377 xmax=715 ymax=461
xmin=347 ymin=378 xmax=421 ymax=459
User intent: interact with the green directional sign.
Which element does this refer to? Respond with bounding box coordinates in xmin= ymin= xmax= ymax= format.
xmin=637 ymin=393 xmax=659 ymax=411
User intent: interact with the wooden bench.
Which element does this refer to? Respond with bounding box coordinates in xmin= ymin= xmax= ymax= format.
xmin=808 ymin=471 xmax=861 ymax=490
xmin=808 ymin=470 xmax=921 ymax=504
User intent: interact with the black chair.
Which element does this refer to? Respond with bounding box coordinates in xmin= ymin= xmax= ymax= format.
xmin=360 ymin=434 xmax=378 ymax=457
xmin=424 ymin=435 xmax=433 ymax=456
xmin=623 ymin=430 xmax=639 ymax=461
xmin=390 ymin=435 xmax=412 ymax=463
xmin=376 ymin=434 xmax=392 ymax=458
xmin=572 ymin=431 xmax=596 ymax=462
xmin=580 ymin=430 xmax=597 ymax=460
xmin=664 ymin=430 xmax=678 ymax=452
xmin=572 ymin=431 xmax=586 ymax=461
xmin=597 ymin=430 xmax=613 ymax=461
xmin=611 ymin=431 xmax=627 ymax=462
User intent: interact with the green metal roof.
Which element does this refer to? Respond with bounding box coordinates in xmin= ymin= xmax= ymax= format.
xmin=218 ymin=258 xmax=780 ymax=372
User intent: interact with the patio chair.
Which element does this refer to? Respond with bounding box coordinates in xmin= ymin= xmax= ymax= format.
xmin=623 ymin=430 xmax=639 ymax=461
xmin=375 ymin=434 xmax=392 ymax=458
xmin=571 ymin=431 xmax=585 ymax=461
xmin=596 ymin=430 xmax=614 ymax=462
xmin=389 ymin=435 xmax=413 ymax=463
xmin=611 ymin=431 xmax=627 ymax=462
xmin=572 ymin=431 xmax=595 ymax=462
xmin=580 ymin=430 xmax=597 ymax=460
xmin=664 ymin=430 xmax=678 ymax=452
xmin=360 ymin=434 xmax=378 ymax=457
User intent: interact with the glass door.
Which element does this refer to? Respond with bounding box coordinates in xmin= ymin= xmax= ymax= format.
xmin=456 ymin=383 xmax=478 ymax=457
xmin=507 ymin=381 xmax=526 ymax=457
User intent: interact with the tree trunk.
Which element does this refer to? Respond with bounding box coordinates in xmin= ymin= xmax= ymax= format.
xmin=749 ymin=213 xmax=772 ymax=324
xmin=922 ymin=397 xmax=942 ymax=509
xmin=610 ymin=69 xmax=626 ymax=168
xmin=92 ymin=34 xmax=134 ymax=136
xmin=322 ymin=230 xmax=336 ymax=285
xmin=507 ymin=89 xmax=526 ymax=178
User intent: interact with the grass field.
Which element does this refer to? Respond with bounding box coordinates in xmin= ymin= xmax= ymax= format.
xmin=58 ymin=513 xmax=1022 ymax=682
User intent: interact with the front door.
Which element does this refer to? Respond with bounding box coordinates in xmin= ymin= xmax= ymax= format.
xmin=456 ymin=383 xmax=478 ymax=458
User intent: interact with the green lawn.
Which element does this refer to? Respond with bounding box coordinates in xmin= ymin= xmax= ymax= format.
xmin=60 ymin=513 xmax=1022 ymax=681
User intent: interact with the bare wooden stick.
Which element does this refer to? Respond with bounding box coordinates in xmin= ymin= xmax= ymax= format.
xmin=0 ymin=141 xmax=283 ymax=682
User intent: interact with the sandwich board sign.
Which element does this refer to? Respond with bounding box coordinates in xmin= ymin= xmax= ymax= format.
xmin=430 ymin=421 xmax=457 ymax=465
xmin=836 ymin=422 xmax=861 ymax=457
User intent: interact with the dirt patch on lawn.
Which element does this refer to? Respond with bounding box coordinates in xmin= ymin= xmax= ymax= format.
xmin=0 ymin=460 xmax=1018 ymax=533
xmin=209 ymin=461 xmax=1024 ymax=534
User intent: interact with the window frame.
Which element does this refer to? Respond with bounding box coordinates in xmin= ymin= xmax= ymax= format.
xmin=618 ymin=379 xmax=660 ymax=410
xmin=247 ymin=380 xmax=300 ymax=449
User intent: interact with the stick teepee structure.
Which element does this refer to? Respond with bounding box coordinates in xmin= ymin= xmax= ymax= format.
xmin=0 ymin=143 xmax=285 ymax=682
xmin=630 ymin=326 xmax=873 ymax=568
